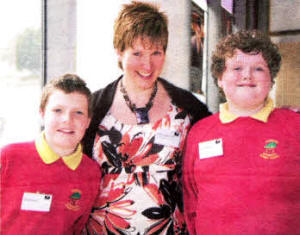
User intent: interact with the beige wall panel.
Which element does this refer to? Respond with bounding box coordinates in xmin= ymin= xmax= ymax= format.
xmin=275 ymin=42 xmax=300 ymax=106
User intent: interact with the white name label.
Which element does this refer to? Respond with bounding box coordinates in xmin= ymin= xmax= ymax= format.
xmin=198 ymin=138 xmax=223 ymax=159
xmin=154 ymin=129 xmax=181 ymax=148
xmin=21 ymin=192 xmax=52 ymax=212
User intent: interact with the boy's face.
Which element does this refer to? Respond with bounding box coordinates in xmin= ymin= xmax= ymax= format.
xmin=218 ymin=49 xmax=272 ymax=114
xmin=40 ymin=90 xmax=91 ymax=156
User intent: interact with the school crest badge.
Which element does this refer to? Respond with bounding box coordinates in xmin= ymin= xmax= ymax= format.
xmin=65 ymin=189 xmax=82 ymax=211
xmin=260 ymin=139 xmax=279 ymax=160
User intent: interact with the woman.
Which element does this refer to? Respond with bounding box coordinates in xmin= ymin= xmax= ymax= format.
xmin=183 ymin=30 xmax=300 ymax=235
xmin=83 ymin=2 xmax=210 ymax=234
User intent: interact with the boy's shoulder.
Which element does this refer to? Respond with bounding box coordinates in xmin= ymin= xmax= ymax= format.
xmin=80 ymin=154 xmax=101 ymax=173
xmin=272 ymin=108 xmax=300 ymax=124
xmin=78 ymin=155 xmax=101 ymax=190
xmin=273 ymin=107 xmax=300 ymax=117
xmin=191 ymin=113 xmax=219 ymax=131
xmin=1 ymin=141 xmax=36 ymax=170
xmin=1 ymin=141 xmax=35 ymax=154
xmin=187 ymin=113 xmax=220 ymax=141
xmin=272 ymin=108 xmax=300 ymax=132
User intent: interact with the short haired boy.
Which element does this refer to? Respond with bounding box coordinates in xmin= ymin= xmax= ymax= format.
xmin=183 ymin=30 xmax=300 ymax=235
xmin=1 ymin=74 xmax=100 ymax=235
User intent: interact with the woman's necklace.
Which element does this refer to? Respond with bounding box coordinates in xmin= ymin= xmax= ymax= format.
xmin=120 ymin=79 xmax=158 ymax=125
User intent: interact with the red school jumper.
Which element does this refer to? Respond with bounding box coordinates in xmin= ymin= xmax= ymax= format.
xmin=1 ymin=141 xmax=100 ymax=235
xmin=183 ymin=107 xmax=300 ymax=235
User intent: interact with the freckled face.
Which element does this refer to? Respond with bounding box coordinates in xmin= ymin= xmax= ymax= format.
xmin=118 ymin=37 xmax=166 ymax=91
xmin=218 ymin=49 xmax=272 ymax=112
xmin=40 ymin=90 xmax=91 ymax=156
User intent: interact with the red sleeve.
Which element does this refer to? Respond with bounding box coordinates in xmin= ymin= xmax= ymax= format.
xmin=183 ymin=127 xmax=198 ymax=235
xmin=74 ymin=164 xmax=101 ymax=235
xmin=1 ymin=145 xmax=9 ymax=183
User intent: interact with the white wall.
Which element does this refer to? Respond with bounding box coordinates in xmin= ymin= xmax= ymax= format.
xmin=159 ymin=0 xmax=190 ymax=89
xmin=46 ymin=0 xmax=77 ymax=80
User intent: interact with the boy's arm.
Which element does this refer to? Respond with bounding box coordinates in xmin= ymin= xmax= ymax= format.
xmin=73 ymin=212 xmax=90 ymax=235
xmin=74 ymin=167 xmax=101 ymax=235
xmin=0 ymin=145 xmax=8 ymax=182
xmin=73 ymin=202 xmax=97 ymax=235
xmin=183 ymin=131 xmax=198 ymax=235
xmin=0 ymin=145 xmax=8 ymax=215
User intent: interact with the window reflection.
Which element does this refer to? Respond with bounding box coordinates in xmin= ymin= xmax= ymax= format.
xmin=0 ymin=0 xmax=42 ymax=146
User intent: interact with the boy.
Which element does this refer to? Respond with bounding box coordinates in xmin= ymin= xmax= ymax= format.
xmin=183 ymin=30 xmax=300 ymax=235
xmin=1 ymin=74 xmax=100 ymax=235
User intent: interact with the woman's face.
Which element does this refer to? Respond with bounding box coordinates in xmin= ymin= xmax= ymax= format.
xmin=118 ymin=36 xmax=166 ymax=91
xmin=218 ymin=49 xmax=272 ymax=114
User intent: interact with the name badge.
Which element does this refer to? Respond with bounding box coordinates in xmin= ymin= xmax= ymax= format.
xmin=198 ymin=138 xmax=223 ymax=159
xmin=154 ymin=129 xmax=181 ymax=148
xmin=21 ymin=192 xmax=52 ymax=212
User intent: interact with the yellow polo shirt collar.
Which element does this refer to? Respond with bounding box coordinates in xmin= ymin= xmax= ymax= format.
xmin=35 ymin=132 xmax=82 ymax=170
xmin=219 ymin=98 xmax=274 ymax=124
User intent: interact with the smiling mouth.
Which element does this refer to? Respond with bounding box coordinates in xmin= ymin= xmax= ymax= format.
xmin=58 ymin=129 xmax=75 ymax=135
xmin=137 ymin=71 xmax=152 ymax=79
xmin=237 ymin=84 xmax=256 ymax=87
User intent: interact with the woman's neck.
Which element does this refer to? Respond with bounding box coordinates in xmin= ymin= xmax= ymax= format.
xmin=120 ymin=79 xmax=157 ymax=107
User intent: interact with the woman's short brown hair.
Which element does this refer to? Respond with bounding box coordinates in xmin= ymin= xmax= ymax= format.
xmin=40 ymin=74 xmax=93 ymax=117
xmin=211 ymin=30 xmax=281 ymax=86
xmin=113 ymin=1 xmax=168 ymax=68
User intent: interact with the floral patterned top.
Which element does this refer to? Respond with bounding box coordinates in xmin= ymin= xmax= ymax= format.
xmin=85 ymin=103 xmax=191 ymax=235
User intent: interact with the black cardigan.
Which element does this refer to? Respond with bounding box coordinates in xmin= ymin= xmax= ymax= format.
xmin=82 ymin=76 xmax=211 ymax=157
